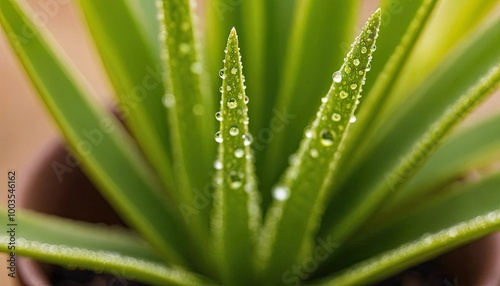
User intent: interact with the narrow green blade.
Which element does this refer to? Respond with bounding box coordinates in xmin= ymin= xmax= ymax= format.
xmin=257 ymin=10 xmax=381 ymax=285
xmin=317 ymin=173 xmax=500 ymax=285
xmin=0 ymin=210 xmax=213 ymax=286
xmin=321 ymin=16 xmax=500 ymax=246
xmin=262 ymin=0 xmax=361 ymax=200
xmin=388 ymin=113 xmax=500 ymax=213
xmin=0 ymin=0 xmax=193 ymax=265
xmin=78 ymin=0 xmax=175 ymax=194
xmin=212 ymin=28 xmax=261 ymax=286
xmin=159 ymin=0 xmax=215 ymax=228
xmin=395 ymin=0 xmax=500 ymax=91
xmin=336 ymin=0 xmax=439 ymax=177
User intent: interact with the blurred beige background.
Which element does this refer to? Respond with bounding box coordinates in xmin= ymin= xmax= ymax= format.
xmin=0 ymin=1 xmax=499 ymax=286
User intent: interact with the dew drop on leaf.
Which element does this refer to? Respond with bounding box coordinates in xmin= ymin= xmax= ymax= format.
xmin=243 ymin=134 xmax=253 ymax=146
xmin=350 ymin=84 xmax=358 ymax=90
xmin=350 ymin=115 xmax=357 ymax=123
xmin=272 ymin=186 xmax=290 ymax=201
xmin=215 ymin=131 xmax=223 ymax=143
xmin=219 ymin=69 xmax=225 ymax=79
xmin=332 ymin=71 xmax=342 ymax=83
xmin=332 ymin=113 xmax=341 ymax=122
xmin=234 ymin=148 xmax=244 ymax=158
xmin=340 ymin=91 xmax=348 ymax=99
xmin=353 ymin=59 xmax=360 ymax=66
xmin=229 ymin=172 xmax=242 ymax=189
xmin=371 ymin=45 xmax=377 ymax=52
xmin=320 ymin=130 xmax=335 ymax=146
xmin=215 ymin=111 xmax=222 ymax=121
xmin=244 ymin=96 xmax=249 ymax=104
xmin=226 ymin=85 xmax=232 ymax=91
xmin=305 ymin=128 xmax=313 ymax=138
xmin=231 ymin=67 xmax=238 ymax=74
xmin=214 ymin=160 xmax=222 ymax=170
xmin=229 ymin=126 xmax=239 ymax=136
xmin=219 ymin=86 xmax=224 ymax=93
xmin=227 ymin=98 xmax=237 ymax=109
xmin=361 ymin=47 xmax=367 ymax=54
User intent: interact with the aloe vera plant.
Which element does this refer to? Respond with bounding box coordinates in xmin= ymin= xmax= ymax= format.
xmin=1 ymin=0 xmax=500 ymax=285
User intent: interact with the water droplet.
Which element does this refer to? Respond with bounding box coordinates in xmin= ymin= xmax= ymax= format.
xmin=305 ymin=128 xmax=313 ymax=138
xmin=332 ymin=71 xmax=342 ymax=83
xmin=345 ymin=66 xmax=351 ymax=74
xmin=309 ymin=148 xmax=319 ymax=158
xmin=365 ymin=63 xmax=371 ymax=71
xmin=231 ymin=67 xmax=237 ymax=74
xmin=215 ymin=131 xmax=223 ymax=143
xmin=320 ymin=130 xmax=335 ymax=146
xmin=371 ymin=45 xmax=377 ymax=52
xmin=234 ymin=148 xmax=244 ymax=158
xmin=224 ymin=49 xmax=228 ymax=54
xmin=361 ymin=47 xmax=367 ymax=54
xmin=215 ymin=111 xmax=222 ymax=121
xmin=214 ymin=160 xmax=222 ymax=170
xmin=350 ymin=115 xmax=357 ymax=123
xmin=272 ymin=186 xmax=290 ymax=201
xmin=358 ymin=70 xmax=364 ymax=75
xmin=162 ymin=94 xmax=175 ymax=108
xmin=229 ymin=172 xmax=242 ymax=189
xmin=229 ymin=126 xmax=239 ymax=136
xmin=350 ymin=84 xmax=358 ymax=90
xmin=227 ymin=98 xmax=237 ymax=109
xmin=353 ymin=59 xmax=360 ymax=66
xmin=321 ymin=97 xmax=328 ymax=103
xmin=340 ymin=91 xmax=348 ymax=99
xmin=332 ymin=113 xmax=341 ymax=122
xmin=219 ymin=69 xmax=225 ymax=79
xmin=244 ymin=96 xmax=249 ymax=104
xmin=243 ymin=134 xmax=253 ymax=146
xmin=219 ymin=86 xmax=224 ymax=93
xmin=226 ymin=85 xmax=232 ymax=91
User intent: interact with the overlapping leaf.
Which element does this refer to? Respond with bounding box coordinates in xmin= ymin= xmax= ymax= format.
xmin=257 ymin=10 xmax=381 ymax=285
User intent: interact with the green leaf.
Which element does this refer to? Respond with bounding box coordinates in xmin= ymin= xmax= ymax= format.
xmin=0 ymin=209 xmax=162 ymax=262
xmin=261 ymin=0 xmax=361 ymax=200
xmin=395 ymin=0 xmax=500 ymax=90
xmin=0 ymin=210 xmax=213 ymax=286
xmin=387 ymin=113 xmax=500 ymax=213
xmin=362 ymin=0 xmax=433 ymax=96
xmin=337 ymin=0 xmax=439 ymax=176
xmin=321 ymin=15 xmax=500 ymax=246
xmin=257 ymin=10 xmax=381 ymax=285
xmin=78 ymin=0 xmax=175 ymax=195
xmin=158 ymin=0 xmax=215 ymax=228
xmin=205 ymin=1 xmax=267 ymax=149
xmin=316 ymin=173 xmax=500 ymax=285
xmin=0 ymin=0 xmax=194 ymax=266
xmin=211 ymin=28 xmax=261 ymax=286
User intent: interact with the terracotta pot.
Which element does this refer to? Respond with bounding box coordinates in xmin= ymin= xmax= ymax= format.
xmin=19 ymin=140 xmax=142 ymax=286
xmin=18 ymin=141 xmax=500 ymax=285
